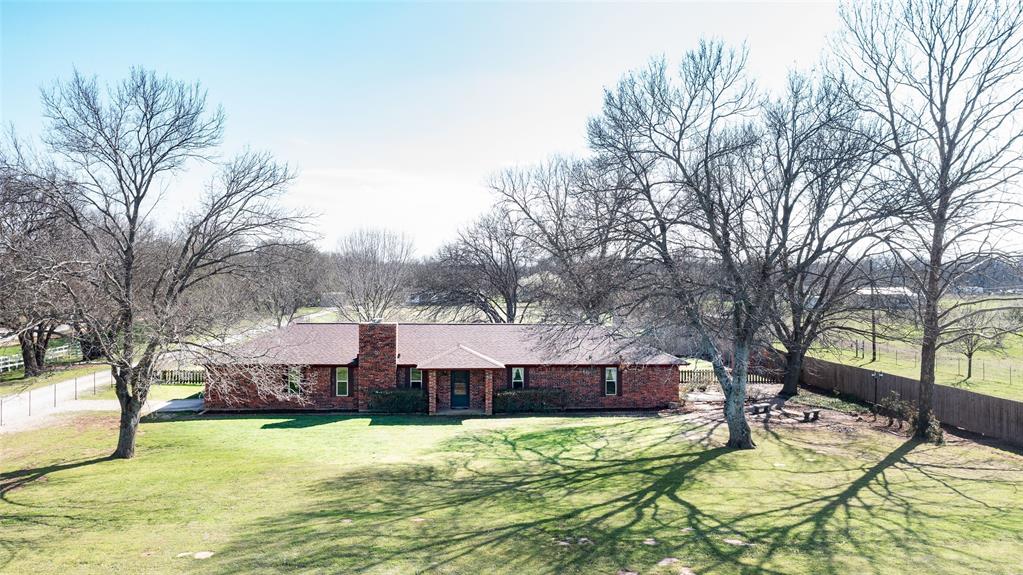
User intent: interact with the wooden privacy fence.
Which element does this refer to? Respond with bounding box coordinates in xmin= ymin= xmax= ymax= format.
xmin=155 ymin=370 xmax=205 ymax=385
xmin=800 ymin=356 xmax=1023 ymax=448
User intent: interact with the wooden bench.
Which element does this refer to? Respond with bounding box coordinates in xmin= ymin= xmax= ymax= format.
xmin=750 ymin=403 xmax=772 ymax=415
xmin=802 ymin=409 xmax=821 ymax=422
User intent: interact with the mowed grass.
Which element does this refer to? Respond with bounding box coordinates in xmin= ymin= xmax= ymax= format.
xmin=2 ymin=412 xmax=1022 ymax=575
xmin=814 ymin=341 xmax=1023 ymax=402
xmin=810 ymin=295 xmax=1023 ymax=401
xmin=0 ymin=362 xmax=109 ymax=396
xmin=83 ymin=384 xmax=202 ymax=402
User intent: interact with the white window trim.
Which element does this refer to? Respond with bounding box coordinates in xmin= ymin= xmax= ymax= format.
xmin=511 ymin=367 xmax=525 ymax=389
xmin=604 ymin=367 xmax=618 ymax=396
xmin=287 ymin=366 xmax=302 ymax=394
xmin=335 ymin=366 xmax=350 ymax=397
xmin=410 ymin=368 xmax=423 ymax=388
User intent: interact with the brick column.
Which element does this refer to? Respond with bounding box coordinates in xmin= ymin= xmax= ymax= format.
xmin=427 ymin=370 xmax=437 ymax=415
xmin=484 ymin=369 xmax=494 ymax=415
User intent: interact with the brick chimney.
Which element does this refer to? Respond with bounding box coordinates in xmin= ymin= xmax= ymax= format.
xmin=357 ymin=322 xmax=397 ymax=410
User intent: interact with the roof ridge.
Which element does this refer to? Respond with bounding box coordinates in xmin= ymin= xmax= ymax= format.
xmin=455 ymin=343 xmax=506 ymax=368
xmin=417 ymin=343 xmax=506 ymax=368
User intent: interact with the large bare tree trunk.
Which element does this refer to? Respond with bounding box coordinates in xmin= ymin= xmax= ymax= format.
xmin=917 ymin=294 xmax=940 ymax=440
xmin=112 ymin=368 xmax=146 ymax=459
xmin=723 ymin=342 xmax=756 ymax=449
xmin=16 ymin=324 xmax=53 ymax=376
xmin=113 ymin=399 xmax=143 ymax=459
xmin=780 ymin=346 xmax=804 ymax=397
xmin=915 ymin=217 xmax=944 ymax=440
xmin=17 ymin=332 xmax=41 ymax=376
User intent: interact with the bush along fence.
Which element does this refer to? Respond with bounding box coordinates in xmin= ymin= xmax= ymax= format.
xmin=798 ymin=355 xmax=1023 ymax=448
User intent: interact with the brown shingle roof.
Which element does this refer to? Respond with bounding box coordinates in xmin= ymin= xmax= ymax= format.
xmin=417 ymin=344 xmax=506 ymax=369
xmin=396 ymin=323 xmax=682 ymax=366
xmin=230 ymin=323 xmax=359 ymax=365
xmin=228 ymin=322 xmax=684 ymax=367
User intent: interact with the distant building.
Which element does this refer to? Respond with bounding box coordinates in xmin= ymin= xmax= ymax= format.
xmin=851 ymin=286 xmax=917 ymax=310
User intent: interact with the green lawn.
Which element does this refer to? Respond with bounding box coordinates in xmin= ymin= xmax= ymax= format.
xmin=812 ymin=341 xmax=1023 ymax=402
xmin=0 ymin=362 xmax=109 ymax=396
xmin=0 ymin=335 xmax=70 ymax=357
xmin=83 ymin=384 xmax=202 ymax=402
xmin=2 ymin=410 xmax=1021 ymax=574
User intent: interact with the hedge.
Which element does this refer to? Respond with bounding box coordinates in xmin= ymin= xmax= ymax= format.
xmin=368 ymin=388 xmax=426 ymax=413
xmin=493 ymin=388 xmax=567 ymax=413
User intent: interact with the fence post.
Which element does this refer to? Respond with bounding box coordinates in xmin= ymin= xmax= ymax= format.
xmin=75 ymin=377 xmax=78 ymax=400
xmin=93 ymin=372 xmax=97 ymax=395
xmin=1 ymin=397 xmax=3 ymax=427
xmin=53 ymin=383 xmax=57 ymax=407
xmin=29 ymin=389 xmax=32 ymax=416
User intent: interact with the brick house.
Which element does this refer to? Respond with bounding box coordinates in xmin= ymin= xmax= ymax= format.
xmin=205 ymin=322 xmax=685 ymax=415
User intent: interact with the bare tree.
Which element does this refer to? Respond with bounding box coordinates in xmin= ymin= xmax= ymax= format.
xmin=328 ymin=229 xmax=415 ymax=322
xmin=502 ymin=44 xmax=774 ymax=449
xmin=418 ymin=209 xmax=536 ymax=323
xmin=14 ymin=68 xmax=309 ymax=458
xmin=247 ymin=243 xmax=324 ymax=327
xmin=839 ymin=0 xmax=1023 ymax=439
xmin=0 ymin=157 xmax=75 ymax=375
xmin=496 ymin=157 xmax=635 ymax=324
xmin=948 ymin=307 xmax=1009 ymax=381
xmin=592 ymin=44 xmax=777 ymax=449
xmin=760 ymin=73 xmax=897 ymax=396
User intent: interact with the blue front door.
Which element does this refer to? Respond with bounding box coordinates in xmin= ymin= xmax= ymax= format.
xmin=450 ymin=370 xmax=470 ymax=409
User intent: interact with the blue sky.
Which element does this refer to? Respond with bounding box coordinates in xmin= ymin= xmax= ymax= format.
xmin=1 ymin=1 xmax=841 ymax=252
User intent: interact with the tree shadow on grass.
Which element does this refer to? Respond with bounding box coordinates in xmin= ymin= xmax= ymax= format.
xmin=0 ymin=456 xmax=110 ymax=502
xmin=201 ymin=417 xmax=1023 ymax=574
xmin=0 ymin=456 xmax=111 ymax=571
xmin=209 ymin=441 xmax=735 ymax=574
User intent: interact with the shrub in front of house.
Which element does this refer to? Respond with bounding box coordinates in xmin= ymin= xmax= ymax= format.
xmin=494 ymin=388 xmax=568 ymax=413
xmin=368 ymin=389 xmax=426 ymax=413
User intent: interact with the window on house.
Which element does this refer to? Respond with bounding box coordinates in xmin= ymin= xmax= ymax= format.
xmin=410 ymin=368 xmax=423 ymax=389
xmin=604 ymin=367 xmax=618 ymax=396
xmin=511 ymin=367 xmax=526 ymax=389
xmin=286 ymin=366 xmax=302 ymax=394
xmin=335 ymin=366 xmax=349 ymax=397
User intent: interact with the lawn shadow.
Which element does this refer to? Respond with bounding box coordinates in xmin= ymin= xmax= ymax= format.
xmin=211 ymin=440 xmax=735 ymax=574
xmin=184 ymin=418 xmax=1023 ymax=574
xmin=1 ymin=456 xmax=110 ymax=501
xmin=0 ymin=455 xmax=111 ymax=571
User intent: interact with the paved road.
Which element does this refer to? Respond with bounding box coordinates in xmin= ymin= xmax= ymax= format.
xmin=0 ymin=311 xmax=322 ymax=433
xmin=0 ymin=368 xmax=113 ymax=421
xmin=0 ymin=370 xmax=202 ymax=433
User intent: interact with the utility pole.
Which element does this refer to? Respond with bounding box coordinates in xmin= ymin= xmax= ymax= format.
xmin=869 ymin=259 xmax=878 ymax=363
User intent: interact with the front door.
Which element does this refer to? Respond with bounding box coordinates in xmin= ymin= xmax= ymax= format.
xmin=450 ymin=370 xmax=470 ymax=409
